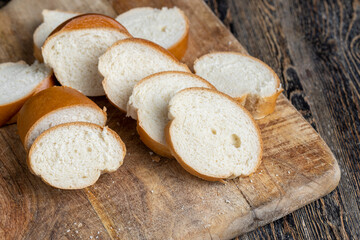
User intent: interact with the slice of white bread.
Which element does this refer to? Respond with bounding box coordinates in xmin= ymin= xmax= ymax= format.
xmin=17 ymin=86 xmax=107 ymax=151
xmin=166 ymin=88 xmax=262 ymax=181
xmin=42 ymin=14 xmax=132 ymax=96
xmin=116 ymin=7 xmax=189 ymax=60
xmin=194 ymin=52 xmax=283 ymax=119
xmin=28 ymin=122 xmax=126 ymax=189
xmin=127 ymin=71 xmax=215 ymax=158
xmin=99 ymin=38 xmax=191 ymax=111
xmin=0 ymin=61 xmax=54 ymax=127
xmin=33 ymin=9 xmax=79 ymax=62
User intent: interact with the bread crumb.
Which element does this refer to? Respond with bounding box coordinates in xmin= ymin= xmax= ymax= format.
xmin=288 ymin=171 xmax=291 ymax=174
xmin=78 ymin=222 xmax=83 ymax=227
xmin=250 ymin=179 xmax=253 ymax=183
xmin=151 ymin=155 xmax=161 ymax=162
xmin=90 ymin=236 xmax=93 ymax=239
xmin=150 ymin=190 xmax=154 ymax=193
xmin=67 ymin=229 xmax=70 ymax=233
xmin=75 ymin=230 xmax=78 ymax=233
xmin=112 ymin=181 xmax=115 ymax=184
xmin=103 ymin=106 xmax=107 ymax=112
xmin=225 ymin=199 xmax=230 ymax=203
xmin=275 ymin=174 xmax=279 ymax=177
xmin=149 ymin=152 xmax=153 ymax=155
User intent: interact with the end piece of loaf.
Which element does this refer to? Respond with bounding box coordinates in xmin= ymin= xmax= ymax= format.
xmin=17 ymin=86 xmax=107 ymax=151
xmin=127 ymin=71 xmax=215 ymax=158
xmin=166 ymin=88 xmax=262 ymax=181
xmin=99 ymin=38 xmax=191 ymax=112
xmin=28 ymin=122 xmax=126 ymax=189
xmin=33 ymin=9 xmax=79 ymax=62
xmin=0 ymin=61 xmax=53 ymax=127
xmin=42 ymin=14 xmax=132 ymax=96
xmin=116 ymin=7 xmax=189 ymax=60
xmin=194 ymin=52 xmax=283 ymax=119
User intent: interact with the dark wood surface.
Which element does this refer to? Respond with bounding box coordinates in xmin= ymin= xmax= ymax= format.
xmin=0 ymin=0 xmax=357 ymax=239
xmin=203 ymin=0 xmax=360 ymax=239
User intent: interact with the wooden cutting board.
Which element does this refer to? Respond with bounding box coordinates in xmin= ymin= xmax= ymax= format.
xmin=0 ymin=0 xmax=340 ymax=239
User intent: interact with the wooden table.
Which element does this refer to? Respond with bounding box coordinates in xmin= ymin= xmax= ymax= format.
xmin=203 ymin=0 xmax=360 ymax=239
xmin=0 ymin=0 xmax=359 ymax=239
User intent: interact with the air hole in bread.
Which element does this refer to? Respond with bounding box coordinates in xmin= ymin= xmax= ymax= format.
xmin=231 ymin=134 xmax=241 ymax=148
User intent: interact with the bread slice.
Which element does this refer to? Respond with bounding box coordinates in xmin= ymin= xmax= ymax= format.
xmin=33 ymin=9 xmax=79 ymax=62
xmin=28 ymin=122 xmax=126 ymax=189
xmin=194 ymin=52 xmax=283 ymax=119
xmin=127 ymin=71 xmax=215 ymax=158
xmin=0 ymin=61 xmax=54 ymax=127
xmin=116 ymin=7 xmax=189 ymax=60
xmin=99 ymin=38 xmax=191 ymax=111
xmin=42 ymin=14 xmax=132 ymax=96
xmin=166 ymin=88 xmax=262 ymax=181
xmin=17 ymin=86 xmax=107 ymax=151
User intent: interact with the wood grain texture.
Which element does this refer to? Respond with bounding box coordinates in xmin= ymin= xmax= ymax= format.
xmin=0 ymin=0 xmax=341 ymax=239
xmin=204 ymin=0 xmax=360 ymax=239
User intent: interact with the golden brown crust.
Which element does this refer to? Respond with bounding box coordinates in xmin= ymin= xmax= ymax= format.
xmin=132 ymin=71 xmax=215 ymax=158
xmin=194 ymin=51 xmax=283 ymax=118
xmin=33 ymin=43 xmax=43 ymax=62
xmin=245 ymin=89 xmax=283 ymax=119
xmin=0 ymin=69 xmax=55 ymax=127
xmin=137 ymin=122 xmax=173 ymax=158
xmin=167 ymin=9 xmax=189 ymax=60
xmin=234 ymin=94 xmax=248 ymax=106
xmin=164 ymin=87 xmax=263 ymax=182
xmin=102 ymin=38 xmax=191 ymax=112
xmin=17 ymin=86 xmax=106 ymax=151
xmin=27 ymin=122 xmax=126 ymax=189
xmin=48 ymin=13 xmax=131 ymax=38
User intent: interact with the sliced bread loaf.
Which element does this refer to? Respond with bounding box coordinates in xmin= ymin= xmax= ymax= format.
xmin=194 ymin=52 xmax=283 ymax=119
xmin=127 ymin=71 xmax=215 ymax=158
xmin=99 ymin=38 xmax=191 ymax=111
xmin=33 ymin=9 xmax=79 ymax=62
xmin=17 ymin=86 xmax=107 ymax=151
xmin=28 ymin=122 xmax=126 ymax=189
xmin=116 ymin=7 xmax=189 ymax=60
xmin=42 ymin=14 xmax=132 ymax=96
xmin=166 ymin=88 xmax=262 ymax=181
xmin=0 ymin=61 xmax=54 ymax=127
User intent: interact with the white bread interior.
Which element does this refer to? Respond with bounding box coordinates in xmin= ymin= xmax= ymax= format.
xmin=0 ymin=61 xmax=51 ymax=105
xmin=99 ymin=38 xmax=190 ymax=111
xmin=29 ymin=123 xmax=126 ymax=189
xmin=33 ymin=9 xmax=79 ymax=51
xmin=127 ymin=71 xmax=214 ymax=156
xmin=194 ymin=52 xmax=282 ymax=118
xmin=25 ymin=106 xmax=107 ymax=150
xmin=166 ymin=88 xmax=262 ymax=180
xmin=42 ymin=29 xmax=130 ymax=96
xmin=116 ymin=7 xmax=187 ymax=49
